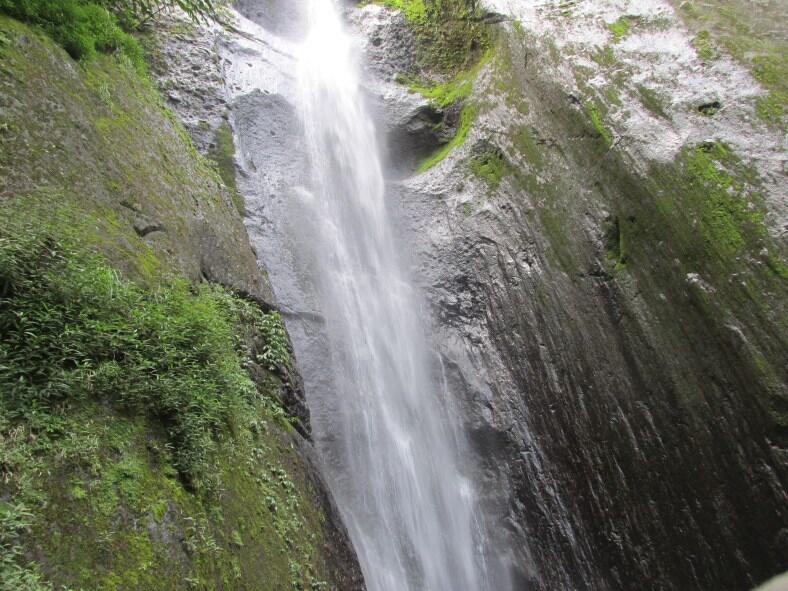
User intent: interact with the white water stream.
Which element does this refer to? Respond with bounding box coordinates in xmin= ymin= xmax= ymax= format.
xmin=294 ymin=1 xmax=494 ymax=589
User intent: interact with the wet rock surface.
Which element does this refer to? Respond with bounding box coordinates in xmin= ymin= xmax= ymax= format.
xmin=354 ymin=3 xmax=787 ymax=591
xmin=149 ymin=10 xmax=366 ymax=588
xmin=161 ymin=0 xmax=787 ymax=589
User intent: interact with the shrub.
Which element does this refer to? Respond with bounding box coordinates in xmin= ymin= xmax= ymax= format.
xmin=0 ymin=0 xmax=217 ymax=69
xmin=0 ymin=0 xmax=144 ymax=69
xmin=0 ymin=229 xmax=283 ymax=495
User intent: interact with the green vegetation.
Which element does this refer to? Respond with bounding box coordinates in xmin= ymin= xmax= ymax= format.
xmin=371 ymin=0 xmax=491 ymax=75
xmin=676 ymin=142 xmax=766 ymax=259
xmin=0 ymin=15 xmax=348 ymax=589
xmin=402 ymin=46 xmax=493 ymax=172
xmin=691 ymin=30 xmax=716 ymax=61
xmin=490 ymin=33 xmax=530 ymax=114
xmin=607 ymin=16 xmax=634 ymax=41
xmin=607 ymin=14 xmax=662 ymax=41
xmin=207 ymin=121 xmax=244 ymax=215
xmin=591 ymin=45 xmax=617 ymax=68
xmin=604 ymin=217 xmax=629 ymax=270
xmin=417 ymin=102 xmax=477 ymax=172
xmin=0 ymin=211 xmax=333 ymax=591
xmin=469 ymin=145 xmax=506 ymax=187
xmin=382 ymin=1 xmax=496 ymax=171
xmin=750 ymin=56 xmax=786 ymax=127
xmin=0 ymin=502 xmax=49 ymax=591
xmin=0 ymin=13 xmax=254 ymax=286
xmin=0 ymin=0 xmax=218 ymax=71
xmin=586 ymin=102 xmax=613 ymax=146
xmin=755 ymin=92 xmax=785 ymax=127
xmin=399 ymin=55 xmax=484 ymax=109
xmin=375 ymin=0 xmax=427 ymax=22
xmin=675 ymin=0 xmax=786 ymax=128
xmin=103 ymin=0 xmax=218 ymax=26
xmin=0 ymin=228 xmax=284 ymax=495
xmin=0 ymin=0 xmax=144 ymax=69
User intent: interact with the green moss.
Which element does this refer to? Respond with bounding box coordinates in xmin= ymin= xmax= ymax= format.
xmin=375 ymin=0 xmax=426 ymax=22
xmin=510 ymin=125 xmax=546 ymax=174
xmin=591 ymin=45 xmax=618 ymax=68
xmin=370 ymin=0 xmax=491 ymax=76
xmin=400 ymin=44 xmax=494 ymax=173
xmin=489 ymin=37 xmax=531 ymax=114
xmin=207 ymin=121 xmax=244 ymax=215
xmin=632 ymin=140 xmax=788 ymax=333
xmin=755 ymin=92 xmax=786 ymax=126
xmin=607 ymin=16 xmax=634 ymax=41
xmin=679 ymin=142 xmax=766 ymax=258
xmin=403 ymin=71 xmax=472 ymax=108
xmin=691 ymin=30 xmax=716 ymax=60
xmin=603 ymin=215 xmax=639 ymax=272
xmin=418 ymin=102 xmax=477 ymax=172
xmin=586 ymin=101 xmax=613 ymax=146
xmin=637 ymin=84 xmax=669 ymax=118
xmin=675 ymin=0 xmax=786 ymax=129
xmin=603 ymin=85 xmax=623 ymax=108
xmin=469 ymin=146 xmax=506 ymax=188
xmin=0 ymin=15 xmax=255 ymax=287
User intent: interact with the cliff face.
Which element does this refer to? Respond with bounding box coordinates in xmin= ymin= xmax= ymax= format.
xmin=205 ymin=0 xmax=786 ymax=588
xmin=4 ymin=0 xmax=784 ymax=588
xmin=356 ymin=1 xmax=786 ymax=589
xmin=0 ymin=14 xmax=362 ymax=590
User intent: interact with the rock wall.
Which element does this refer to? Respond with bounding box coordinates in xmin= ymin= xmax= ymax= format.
xmin=352 ymin=1 xmax=787 ymax=590
xmin=81 ymin=0 xmax=786 ymax=589
xmin=0 ymin=13 xmax=363 ymax=590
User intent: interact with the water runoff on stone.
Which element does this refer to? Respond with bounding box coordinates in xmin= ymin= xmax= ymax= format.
xmin=294 ymin=1 xmax=502 ymax=589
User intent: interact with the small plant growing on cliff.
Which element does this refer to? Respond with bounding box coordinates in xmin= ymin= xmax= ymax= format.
xmin=0 ymin=502 xmax=51 ymax=591
xmin=259 ymin=311 xmax=290 ymax=370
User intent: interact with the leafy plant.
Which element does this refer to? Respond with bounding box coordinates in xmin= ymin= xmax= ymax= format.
xmin=0 ymin=502 xmax=51 ymax=591
xmin=0 ymin=229 xmax=286 ymax=495
xmin=0 ymin=0 xmax=218 ymax=69
xmin=0 ymin=0 xmax=144 ymax=68
xmin=258 ymin=312 xmax=290 ymax=371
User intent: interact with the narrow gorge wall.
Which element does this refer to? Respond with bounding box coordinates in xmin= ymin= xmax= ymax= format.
xmin=4 ymin=0 xmax=783 ymax=589
xmin=178 ymin=0 xmax=785 ymax=588
xmin=354 ymin=1 xmax=787 ymax=589
xmin=0 ymin=13 xmax=363 ymax=590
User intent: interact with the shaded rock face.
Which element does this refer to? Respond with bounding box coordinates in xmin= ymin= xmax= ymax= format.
xmin=350 ymin=4 xmax=788 ymax=591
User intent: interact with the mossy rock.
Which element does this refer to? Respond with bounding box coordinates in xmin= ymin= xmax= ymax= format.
xmin=0 ymin=15 xmax=363 ymax=591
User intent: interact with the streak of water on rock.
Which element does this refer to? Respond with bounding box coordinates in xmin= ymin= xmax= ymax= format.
xmin=294 ymin=1 xmax=494 ymax=589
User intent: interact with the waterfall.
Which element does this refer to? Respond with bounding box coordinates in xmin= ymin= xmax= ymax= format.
xmin=293 ymin=1 xmax=495 ymax=589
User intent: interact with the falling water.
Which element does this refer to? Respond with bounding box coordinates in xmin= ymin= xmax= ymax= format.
xmin=294 ymin=1 xmax=493 ymax=589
